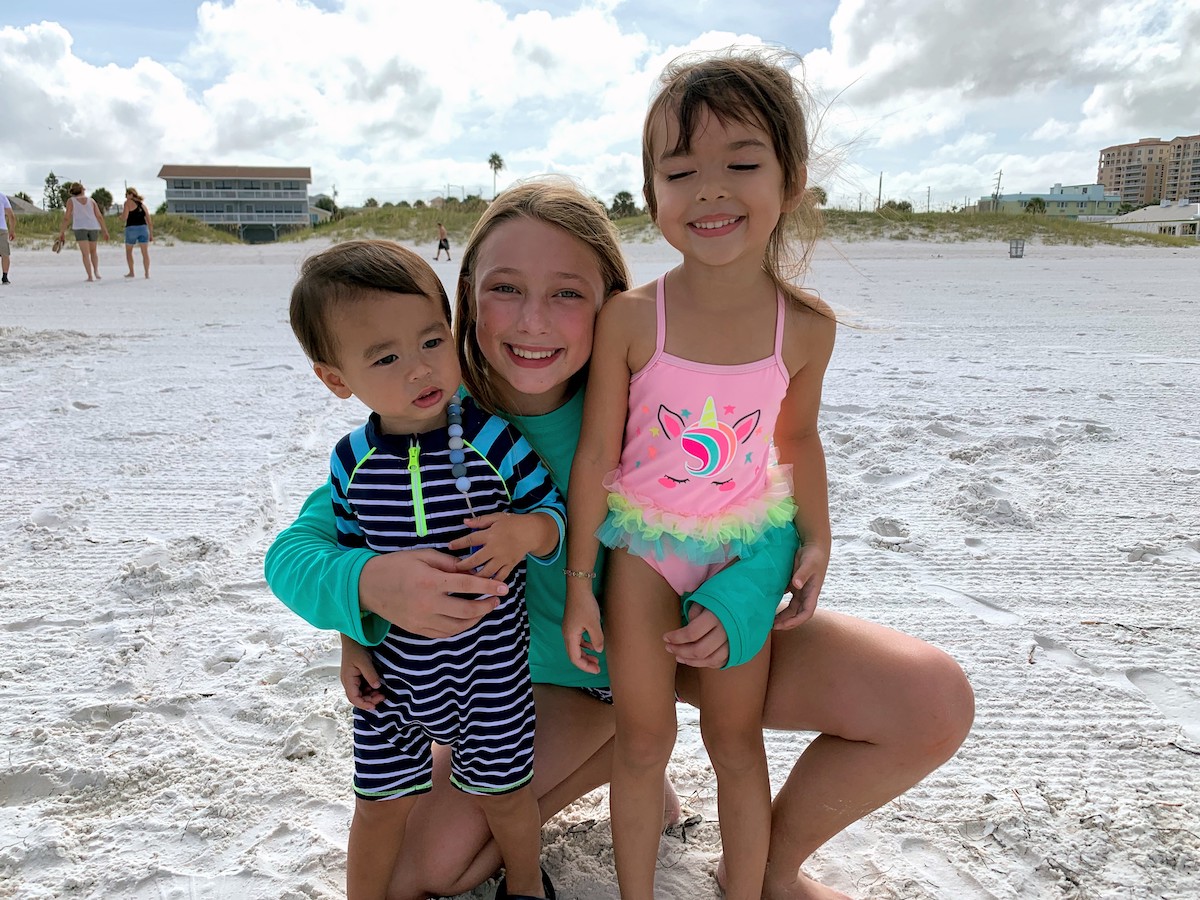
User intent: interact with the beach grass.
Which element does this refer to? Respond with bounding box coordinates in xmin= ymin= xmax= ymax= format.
xmin=821 ymin=208 xmax=1195 ymax=247
xmin=294 ymin=204 xmax=1197 ymax=249
xmin=16 ymin=205 xmax=1194 ymax=250
xmin=14 ymin=212 xmax=241 ymax=246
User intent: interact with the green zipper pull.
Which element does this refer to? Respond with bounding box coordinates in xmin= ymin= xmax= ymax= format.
xmin=408 ymin=440 xmax=427 ymax=536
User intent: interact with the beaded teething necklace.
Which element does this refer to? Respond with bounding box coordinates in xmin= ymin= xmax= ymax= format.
xmin=446 ymin=395 xmax=474 ymax=515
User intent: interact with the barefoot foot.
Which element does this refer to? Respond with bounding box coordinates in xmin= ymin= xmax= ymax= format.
xmin=717 ymin=858 xmax=853 ymax=900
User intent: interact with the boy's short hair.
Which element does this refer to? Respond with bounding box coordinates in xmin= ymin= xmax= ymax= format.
xmin=290 ymin=240 xmax=452 ymax=365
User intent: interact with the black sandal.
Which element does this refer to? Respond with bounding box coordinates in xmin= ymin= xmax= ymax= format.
xmin=493 ymin=865 xmax=556 ymax=900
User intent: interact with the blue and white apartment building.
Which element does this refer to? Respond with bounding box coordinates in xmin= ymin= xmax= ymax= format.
xmin=977 ymin=183 xmax=1123 ymax=218
xmin=157 ymin=165 xmax=312 ymax=239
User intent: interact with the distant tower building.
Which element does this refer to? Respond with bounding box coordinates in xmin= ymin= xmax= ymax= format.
xmin=1098 ymin=134 xmax=1200 ymax=207
xmin=1164 ymin=134 xmax=1200 ymax=203
xmin=1097 ymin=137 xmax=1169 ymax=207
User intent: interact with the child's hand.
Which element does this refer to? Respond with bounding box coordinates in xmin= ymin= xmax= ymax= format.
xmin=562 ymin=590 xmax=604 ymax=674
xmin=340 ymin=636 xmax=385 ymax=711
xmin=663 ymin=603 xmax=730 ymax=669
xmin=448 ymin=512 xmax=551 ymax=581
xmin=774 ymin=543 xmax=829 ymax=631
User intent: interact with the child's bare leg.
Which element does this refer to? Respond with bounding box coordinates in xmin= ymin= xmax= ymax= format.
xmin=347 ymin=793 xmax=417 ymax=900
xmin=606 ymin=550 xmax=682 ymax=900
xmin=476 ymin=785 xmax=544 ymax=897
xmin=698 ymin=639 xmax=772 ymax=900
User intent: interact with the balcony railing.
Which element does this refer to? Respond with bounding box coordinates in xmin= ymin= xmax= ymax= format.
xmin=174 ymin=211 xmax=311 ymax=225
xmin=165 ymin=189 xmax=308 ymax=201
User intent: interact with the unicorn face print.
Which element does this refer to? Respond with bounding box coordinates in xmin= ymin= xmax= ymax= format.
xmin=656 ymin=396 xmax=762 ymax=493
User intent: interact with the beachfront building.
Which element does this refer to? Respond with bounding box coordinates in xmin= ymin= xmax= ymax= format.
xmin=1097 ymin=134 xmax=1200 ymax=206
xmin=1101 ymin=198 xmax=1200 ymax=240
xmin=976 ymin=183 xmax=1122 ymax=218
xmin=157 ymin=165 xmax=312 ymax=240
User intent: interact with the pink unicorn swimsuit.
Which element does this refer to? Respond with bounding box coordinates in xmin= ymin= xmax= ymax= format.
xmin=597 ymin=274 xmax=797 ymax=596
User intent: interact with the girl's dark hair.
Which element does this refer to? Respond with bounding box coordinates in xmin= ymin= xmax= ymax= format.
xmin=289 ymin=239 xmax=450 ymax=365
xmin=641 ymin=47 xmax=824 ymax=300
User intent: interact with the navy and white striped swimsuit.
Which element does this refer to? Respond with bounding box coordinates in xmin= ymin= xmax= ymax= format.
xmin=331 ymin=395 xmax=565 ymax=799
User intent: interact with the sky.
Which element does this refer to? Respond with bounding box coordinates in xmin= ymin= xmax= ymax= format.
xmin=2 ymin=0 xmax=1197 ymax=211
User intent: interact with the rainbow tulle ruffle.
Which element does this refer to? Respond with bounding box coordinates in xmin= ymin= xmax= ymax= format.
xmin=597 ymin=465 xmax=796 ymax=565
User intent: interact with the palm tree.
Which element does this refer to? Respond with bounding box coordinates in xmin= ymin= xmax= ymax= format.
xmin=1024 ymin=197 xmax=1047 ymax=215
xmin=488 ymin=152 xmax=505 ymax=200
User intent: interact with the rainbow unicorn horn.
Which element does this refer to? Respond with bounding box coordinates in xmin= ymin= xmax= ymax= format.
xmin=681 ymin=396 xmax=737 ymax=477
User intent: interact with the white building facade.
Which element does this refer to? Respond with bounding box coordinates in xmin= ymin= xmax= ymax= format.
xmin=1102 ymin=198 xmax=1200 ymax=239
xmin=157 ymin=165 xmax=312 ymax=237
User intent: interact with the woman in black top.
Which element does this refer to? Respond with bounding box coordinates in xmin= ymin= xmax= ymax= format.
xmin=120 ymin=187 xmax=154 ymax=278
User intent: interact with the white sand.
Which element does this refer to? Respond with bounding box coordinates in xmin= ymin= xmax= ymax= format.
xmin=1 ymin=235 xmax=1197 ymax=899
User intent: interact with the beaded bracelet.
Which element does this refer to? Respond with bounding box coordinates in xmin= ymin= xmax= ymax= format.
xmin=563 ymin=568 xmax=597 ymax=580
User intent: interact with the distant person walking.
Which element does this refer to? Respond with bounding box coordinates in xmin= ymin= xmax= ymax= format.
xmin=120 ymin=187 xmax=154 ymax=279
xmin=0 ymin=191 xmax=14 ymax=285
xmin=434 ymin=222 xmax=451 ymax=261
xmin=58 ymin=183 xmax=110 ymax=282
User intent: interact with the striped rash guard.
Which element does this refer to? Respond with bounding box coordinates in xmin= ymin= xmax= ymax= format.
xmin=329 ymin=393 xmax=564 ymax=799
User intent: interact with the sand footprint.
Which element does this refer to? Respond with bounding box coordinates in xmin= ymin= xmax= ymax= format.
xmin=921 ymin=584 xmax=1022 ymax=626
xmin=900 ymin=837 xmax=1001 ymax=898
xmin=1029 ymin=635 xmax=1107 ymax=677
xmin=1125 ymin=668 xmax=1200 ymax=742
xmin=1125 ymin=538 xmax=1200 ymax=565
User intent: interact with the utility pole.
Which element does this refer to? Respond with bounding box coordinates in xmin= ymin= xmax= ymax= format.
xmin=927 ymin=186 xmax=931 ymax=213
xmin=991 ymin=170 xmax=1002 ymax=212
xmin=876 ymin=172 xmax=883 ymax=211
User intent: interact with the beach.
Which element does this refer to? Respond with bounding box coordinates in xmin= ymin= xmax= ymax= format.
xmin=1 ymin=235 xmax=1197 ymax=899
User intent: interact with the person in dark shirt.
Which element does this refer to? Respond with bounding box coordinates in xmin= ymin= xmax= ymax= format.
xmin=120 ymin=187 xmax=154 ymax=279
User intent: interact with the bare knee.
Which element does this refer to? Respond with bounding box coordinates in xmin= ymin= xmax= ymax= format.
xmin=906 ymin=646 xmax=975 ymax=760
xmin=616 ymin=724 xmax=675 ymax=771
xmin=701 ymin=718 xmax=766 ymax=773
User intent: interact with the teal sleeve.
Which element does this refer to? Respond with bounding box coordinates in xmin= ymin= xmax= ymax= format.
xmin=263 ymin=481 xmax=390 ymax=646
xmin=682 ymin=523 xmax=798 ymax=669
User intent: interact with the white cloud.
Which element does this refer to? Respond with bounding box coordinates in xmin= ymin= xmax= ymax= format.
xmin=1 ymin=1 xmax=1195 ymax=211
xmin=805 ymin=0 xmax=1200 ymax=203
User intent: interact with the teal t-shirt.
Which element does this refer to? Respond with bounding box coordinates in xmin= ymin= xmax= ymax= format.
xmin=508 ymin=390 xmax=610 ymax=688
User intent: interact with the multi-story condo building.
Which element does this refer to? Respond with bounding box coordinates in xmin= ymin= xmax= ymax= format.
xmin=157 ymin=165 xmax=312 ymax=238
xmin=1164 ymin=134 xmax=1200 ymax=204
xmin=1097 ymin=135 xmax=1200 ymax=206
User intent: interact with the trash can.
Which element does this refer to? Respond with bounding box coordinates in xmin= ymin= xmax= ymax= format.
xmin=1008 ymin=238 xmax=1025 ymax=258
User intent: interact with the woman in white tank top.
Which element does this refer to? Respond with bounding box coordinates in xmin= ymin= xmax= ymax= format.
xmin=57 ymin=182 xmax=110 ymax=281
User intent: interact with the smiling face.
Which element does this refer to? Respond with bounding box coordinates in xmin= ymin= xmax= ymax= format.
xmin=469 ymin=217 xmax=607 ymax=414
xmin=648 ymin=105 xmax=800 ymax=271
xmin=313 ymin=290 xmax=460 ymax=435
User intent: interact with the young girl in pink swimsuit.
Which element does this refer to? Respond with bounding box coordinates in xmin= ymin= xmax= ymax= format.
xmin=563 ymin=49 xmax=836 ymax=900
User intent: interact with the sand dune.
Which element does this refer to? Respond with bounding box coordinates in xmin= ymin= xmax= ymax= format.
xmin=1 ymin=235 xmax=1197 ymax=899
